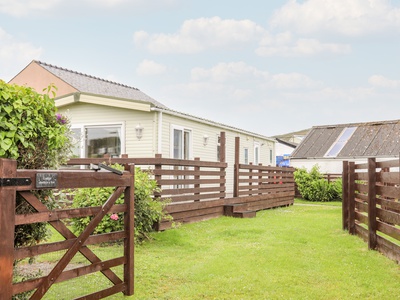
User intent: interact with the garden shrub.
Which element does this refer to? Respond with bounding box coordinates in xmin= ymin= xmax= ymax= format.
xmin=71 ymin=165 xmax=170 ymax=243
xmin=0 ymin=80 xmax=73 ymax=248
xmin=294 ymin=165 xmax=342 ymax=202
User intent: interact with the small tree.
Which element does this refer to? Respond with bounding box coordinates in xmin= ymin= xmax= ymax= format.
xmin=0 ymin=80 xmax=73 ymax=247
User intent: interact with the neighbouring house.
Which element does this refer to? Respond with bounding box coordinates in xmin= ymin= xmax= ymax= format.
xmin=9 ymin=60 xmax=276 ymax=194
xmin=273 ymin=129 xmax=309 ymax=167
xmin=290 ymin=120 xmax=400 ymax=174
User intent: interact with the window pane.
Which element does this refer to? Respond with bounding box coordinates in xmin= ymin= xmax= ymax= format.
xmin=71 ymin=128 xmax=82 ymax=158
xmin=174 ymin=129 xmax=182 ymax=159
xmin=244 ymin=148 xmax=249 ymax=164
xmin=184 ymin=131 xmax=190 ymax=159
xmin=325 ymin=127 xmax=357 ymax=157
xmin=86 ymin=126 xmax=121 ymax=158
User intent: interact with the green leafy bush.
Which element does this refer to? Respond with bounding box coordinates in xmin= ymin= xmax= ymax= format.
xmin=72 ymin=166 xmax=170 ymax=243
xmin=294 ymin=165 xmax=342 ymax=202
xmin=0 ymin=81 xmax=73 ymax=248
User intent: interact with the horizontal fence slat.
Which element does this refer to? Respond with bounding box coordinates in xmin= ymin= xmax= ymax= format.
xmin=377 ymin=220 xmax=400 ymax=241
xmin=13 ymin=254 xmax=125 ymax=295
xmin=355 ymin=211 xmax=368 ymax=225
xmin=16 ymin=170 xmax=131 ymax=190
xmin=66 ymin=157 xmax=227 ymax=168
xmin=238 ymin=164 xmax=295 ymax=172
xmin=165 ymin=199 xmax=225 ymax=213
xmin=153 ymin=169 xmax=225 ymax=177
xmin=168 ymin=192 xmax=225 ymax=203
xmin=161 ymin=186 xmax=224 ymax=196
xmin=376 ymin=185 xmax=400 ymax=199
xmin=376 ymin=234 xmax=400 ymax=262
xmin=158 ymin=178 xmax=225 ymax=186
xmin=15 ymin=204 xmax=127 ymax=225
xmin=14 ymin=231 xmax=126 ymax=260
xmin=377 ymin=198 xmax=400 ymax=213
xmin=377 ymin=207 xmax=400 ymax=226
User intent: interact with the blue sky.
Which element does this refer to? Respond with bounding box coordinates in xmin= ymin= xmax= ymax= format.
xmin=1 ymin=0 xmax=400 ymax=136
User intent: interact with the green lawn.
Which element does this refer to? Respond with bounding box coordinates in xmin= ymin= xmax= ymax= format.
xmin=43 ymin=201 xmax=399 ymax=299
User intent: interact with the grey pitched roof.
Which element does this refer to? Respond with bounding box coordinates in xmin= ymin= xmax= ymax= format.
xmin=36 ymin=60 xmax=168 ymax=109
xmin=291 ymin=119 xmax=400 ymax=159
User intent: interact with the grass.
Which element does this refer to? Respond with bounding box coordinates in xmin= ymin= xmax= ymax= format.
xmin=37 ymin=201 xmax=400 ymax=299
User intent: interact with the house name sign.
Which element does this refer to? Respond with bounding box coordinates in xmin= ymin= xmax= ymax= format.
xmin=36 ymin=173 xmax=58 ymax=188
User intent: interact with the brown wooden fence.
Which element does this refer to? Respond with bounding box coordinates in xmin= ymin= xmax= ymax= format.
xmin=66 ymin=135 xmax=295 ymax=229
xmin=0 ymin=159 xmax=135 ymax=299
xmin=343 ymin=158 xmax=400 ymax=263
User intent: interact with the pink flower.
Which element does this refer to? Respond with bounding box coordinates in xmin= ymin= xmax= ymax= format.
xmin=110 ymin=213 xmax=119 ymax=221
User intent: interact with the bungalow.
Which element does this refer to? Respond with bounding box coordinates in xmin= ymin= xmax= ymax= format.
xmin=290 ymin=120 xmax=400 ymax=173
xmin=9 ymin=60 xmax=276 ymax=194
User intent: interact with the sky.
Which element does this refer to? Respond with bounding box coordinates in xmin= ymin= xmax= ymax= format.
xmin=1 ymin=0 xmax=400 ymax=137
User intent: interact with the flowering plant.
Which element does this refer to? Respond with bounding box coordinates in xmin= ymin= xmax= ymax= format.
xmin=56 ymin=113 xmax=68 ymax=125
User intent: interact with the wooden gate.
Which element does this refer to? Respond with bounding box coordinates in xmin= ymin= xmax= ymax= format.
xmin=0 ymin=159 xmax=135 ymax=299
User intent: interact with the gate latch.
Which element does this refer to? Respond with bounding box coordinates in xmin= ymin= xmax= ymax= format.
xmin=90 ymin=163 xmax=123 ymax=176
xmin=0 ymin=178 xmax=32 ymax=187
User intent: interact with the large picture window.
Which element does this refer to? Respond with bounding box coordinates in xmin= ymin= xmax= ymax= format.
xmin=71 ymin=124 xmax=124 ymax=158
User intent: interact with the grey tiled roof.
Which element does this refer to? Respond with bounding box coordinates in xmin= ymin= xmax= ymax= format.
xmin=291 ymin=120 xmax=400 ymax=159
xmin=36 ymin=61 xmax=168 ymax=109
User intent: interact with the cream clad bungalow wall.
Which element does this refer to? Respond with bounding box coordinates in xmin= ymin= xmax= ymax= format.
xmin=56 ymin=101 xmax=274 ymax=195
xmin=56 ymin=102 xmax=158 ymax=158
xmin=158 ymin=112 xmax=274 ymax=195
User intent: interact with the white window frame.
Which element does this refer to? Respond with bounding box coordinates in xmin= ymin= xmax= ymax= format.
xmin=254 ymin=142 xmax=260 ymax=165
xmin=244 ymin=147 xmax=249 ymax=165
xmin=71 ymin=122 xmax=125 ymax=158
xmin=170 ymin=125 xmax=193 ymax=160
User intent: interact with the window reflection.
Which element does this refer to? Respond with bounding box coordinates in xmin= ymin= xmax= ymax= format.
xmin=86 ymin=127 xmax=121 ymax=158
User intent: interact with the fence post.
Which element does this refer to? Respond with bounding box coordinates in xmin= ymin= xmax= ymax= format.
xmin=124 ymin=163 xmax=135 ymax=295
xmin=233 ymin=137 xmax=240 ymax=197
xmin=219 ymin=132 xmax=226 ymax=163
xmin=249 ymin=163 xmax=253 ymax=196
xmin=258 ymin=163 xmax=263 ymax=195
xmin=0 ymin=159 xmax=17 ymax=299
xmin=154 ymin=154 xmax=162 ymax=199
xmin=348 ymin=162 xmax=356 ymax=234
xmin=342 ymin=161 xmax=349 ymax=231
xmin=219 ymin=132 xmax=226 ymax=199
xmin=194 ymin=157 xmax=200 ymax=201
xmin=368 ymin=158 xmax=377 ymax=250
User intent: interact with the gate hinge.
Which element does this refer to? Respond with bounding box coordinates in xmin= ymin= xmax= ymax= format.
xmin=0 ymin=178 xmax=32 ymax=187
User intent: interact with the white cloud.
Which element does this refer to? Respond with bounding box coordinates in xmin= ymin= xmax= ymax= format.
xmin=268 ymin=73 xmax=323 ymax=89
xmin=256 ymin=32 xmax=351 ymax=57
xmin=0 ymin=0 xmax=61 ymax=17
xmin=136 ymin=59 xmax=167 ymax=76
xmin=190 ymin=62 xmax=323 ymax=91
xmin=191 ymin=61 xmax=269 ymax=83
xmin=133 ymin=17 xmax=265 ymax=54
xmin=0 ymin=27 xmax=42 ymax=81
xmin=270 ymin=0 xmax=400 ymax=36
xmin=368 ymin=75 xmax=400 ymax=88
xmin=0 ymin=0 xmax=179 ymax=16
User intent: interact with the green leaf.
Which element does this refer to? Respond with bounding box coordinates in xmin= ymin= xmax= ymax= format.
xmin=1 ymin=138 xmax=13 ymax=150
xmin=4 ymin=106 xmax=12 ymax=114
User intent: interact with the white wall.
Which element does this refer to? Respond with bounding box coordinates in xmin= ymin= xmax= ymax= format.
xmin=58 ymin=102 xmax=275 ymax=195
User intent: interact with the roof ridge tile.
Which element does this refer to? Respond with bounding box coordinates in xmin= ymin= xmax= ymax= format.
xmin=35 ymin=60 xmax=140 ymax=91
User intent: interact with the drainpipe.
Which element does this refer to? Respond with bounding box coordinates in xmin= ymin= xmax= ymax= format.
xmin=157 ymin=110 xmax=162 ymax=154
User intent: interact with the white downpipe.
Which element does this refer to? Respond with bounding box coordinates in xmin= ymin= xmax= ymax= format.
xmin=158 ymin=111 xmax=163 ymax=154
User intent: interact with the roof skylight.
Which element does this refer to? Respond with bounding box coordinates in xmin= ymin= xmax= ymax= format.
xmin=324 ymin=127 xmax=357 ymax=157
